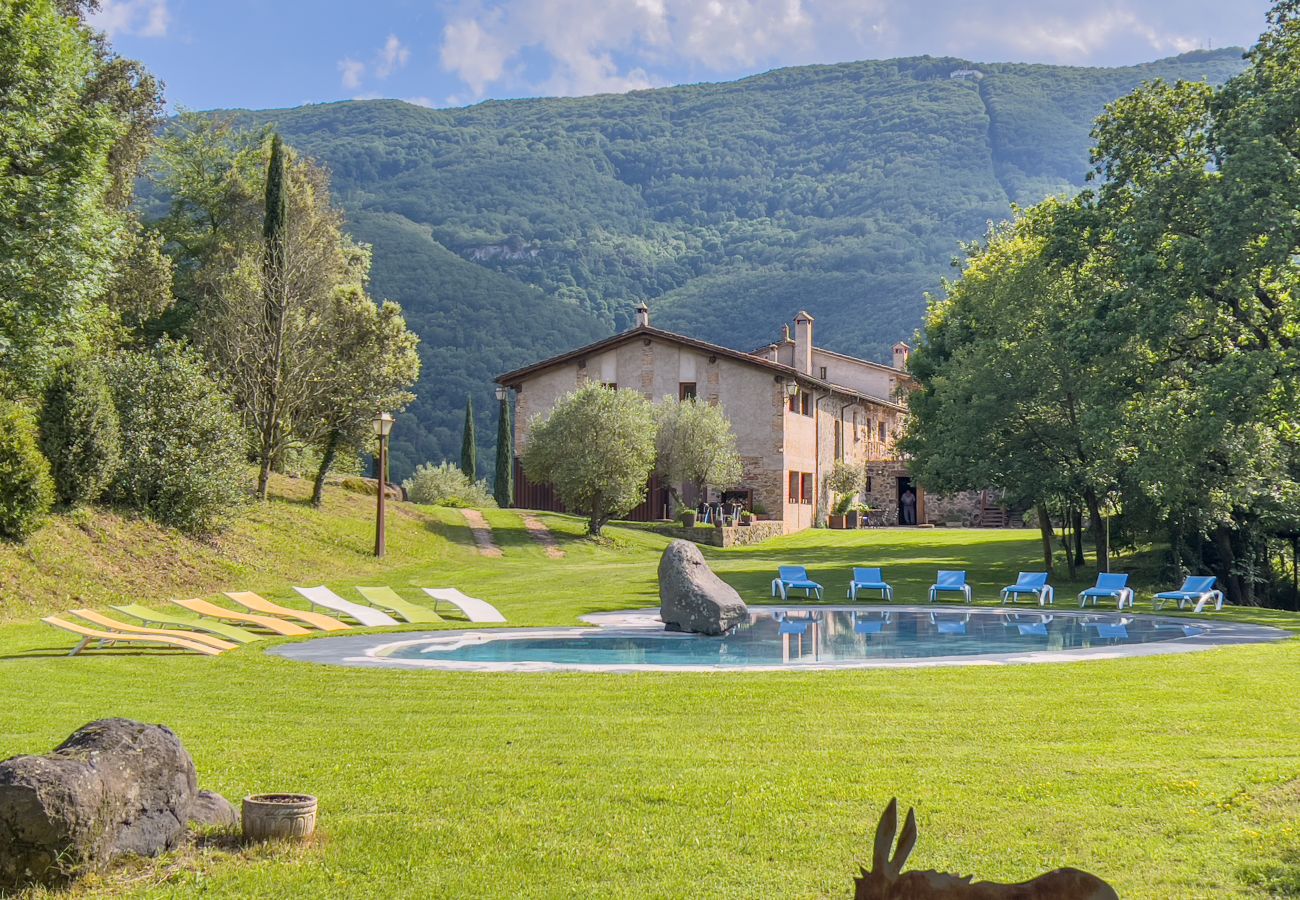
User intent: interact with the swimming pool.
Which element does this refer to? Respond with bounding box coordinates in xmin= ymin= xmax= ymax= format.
xmin=269 ymin=606 xmax=1289 ymax=672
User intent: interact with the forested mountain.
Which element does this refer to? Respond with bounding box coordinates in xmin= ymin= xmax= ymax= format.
xmin=219 ymin=49 xmax=1246 ymax=477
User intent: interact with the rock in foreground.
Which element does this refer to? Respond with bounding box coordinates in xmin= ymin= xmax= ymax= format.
xmin=659 ymin=539 xmax=748 ymax=635
xmin=0 ymin=718 xmax=233 ymax=891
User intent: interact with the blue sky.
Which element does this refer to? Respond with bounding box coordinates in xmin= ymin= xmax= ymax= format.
xmin=93 ymin=0 xmax=1275 ymax=111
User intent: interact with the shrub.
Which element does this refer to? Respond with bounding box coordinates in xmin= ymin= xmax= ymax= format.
xmin=39 ymin=358 xmax=123 ymax=506
xmin=105 ymin=343 xmax=248 ymax=535
xmin=0 ymin=400 xmax=55 ymax=541
xmin=403 ymin=462 xmax=495 ymax=507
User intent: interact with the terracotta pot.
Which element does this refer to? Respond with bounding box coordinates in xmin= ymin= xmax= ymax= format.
xmin=242 ymin=794 xmax=317 ymax=842
xmin=680 ymin=511 xmax=697 ymax=528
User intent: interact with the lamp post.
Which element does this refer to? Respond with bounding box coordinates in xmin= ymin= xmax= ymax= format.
xmin=372 ymin=411 xmax=394 ymax=557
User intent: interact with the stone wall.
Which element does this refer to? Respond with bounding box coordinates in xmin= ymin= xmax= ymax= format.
xmin=621 ymin=520 xmax=784 ymax=548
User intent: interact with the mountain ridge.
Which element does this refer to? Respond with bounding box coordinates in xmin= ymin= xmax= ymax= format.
xmin=208 ymin=47 xmax=1247 ymax=479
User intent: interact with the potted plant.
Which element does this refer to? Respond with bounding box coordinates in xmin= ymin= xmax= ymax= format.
xmin=829 ymin=493 xmax=854 ymax=530
xmin=678 ymin=509 xmax=697 ymax=528
xmin=845 ymin=501 xmax=866 ymax=529
xmin=740 ymin=510 xmax=754 ymax=526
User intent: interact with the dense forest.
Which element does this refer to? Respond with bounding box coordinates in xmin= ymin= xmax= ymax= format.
xmin=208 ymin=49 xmax=1247 ymax=477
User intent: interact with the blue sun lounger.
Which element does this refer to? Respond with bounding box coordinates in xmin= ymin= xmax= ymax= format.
xmin=1078 ymin=573 xmax=1135 ymax=609
xmin=928 ymin=570 xmax=971 ymax=603
xmin=1153 ymin=575 xmax=1224 ymax=613
xmin=848 ymin=567 xmax=894 ymax=601
xmin=771 ymin=566 xmax=823 ymax=600
xmin=999 ymin=572 xmax=1053 ymax=606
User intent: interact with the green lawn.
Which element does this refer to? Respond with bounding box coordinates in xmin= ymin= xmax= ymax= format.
xmin=2 ymin=484 xmax=1298 ymax=898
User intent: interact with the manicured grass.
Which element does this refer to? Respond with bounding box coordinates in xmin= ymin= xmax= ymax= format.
xmin=2 ymin=487 xmax=1298 ymax=897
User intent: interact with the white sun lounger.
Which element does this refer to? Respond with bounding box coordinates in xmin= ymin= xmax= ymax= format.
xmin=421 ymin=588 xmax=506 ymax=623
xmin=293 ymin=586 xmax=399 ymax=627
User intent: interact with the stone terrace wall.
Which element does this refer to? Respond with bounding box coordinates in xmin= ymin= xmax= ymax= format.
xmin=621 ymin=521 xmax=784 ymax=548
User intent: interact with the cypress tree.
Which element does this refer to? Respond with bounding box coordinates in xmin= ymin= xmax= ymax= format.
xmin=255 ymin=133 xmax=289 ymax=501
xmin=460 ymin=395 xmax=476 ymax=479
xmin=494 ymin=393 xmax=513 ymax=508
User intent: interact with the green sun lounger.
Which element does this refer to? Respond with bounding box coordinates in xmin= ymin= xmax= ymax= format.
xmin=355 ymin=586 xmax=444 ymax=624
xmin=112 ymin=604 xmax=264 ymax=643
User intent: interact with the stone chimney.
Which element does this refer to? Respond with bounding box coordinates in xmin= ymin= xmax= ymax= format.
xmin=634 ymin=302 xmax=650 ymax=328
xmin=892 ymin=341 xmax=911 ymax=371
xmin=794 ymin=311 xmax=814 ymax=375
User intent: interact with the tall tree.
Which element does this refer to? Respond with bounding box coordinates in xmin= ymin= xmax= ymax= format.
xmin=460 ymin=396 xmax=477 ymax=480
xmin=494 ymin=394 xmax=514 ymax=508
xmin=254 ymin=134 xmax=290 ymax=500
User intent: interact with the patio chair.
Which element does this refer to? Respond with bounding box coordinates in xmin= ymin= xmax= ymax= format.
xmin=421 ymin=588 xmax=507 ymax=622
xmin=1078 ymin=573 xmax=1135 ymax=610
xmin=927 ymin=570 xmax=971 ymax=603
xmin=1153 ymin=576 xmax=1224 ymax=613
xmin=771 ymin=566 xmax=823 ymax=600
xmin=68 ymin=610 xmax=238 ymax=653
xmin=43 ymin=616 xmax=225 ymax=656
xmin=224 ymin=591 xmax=351 ymax=632
xmin=848 ymin=567 xmax=894 ymax=601
xmin=354 ymin=586 xmax=445 ymax=624
xmin=293 ymin=586 xmax=399 ymax=627
xmin=112 ymin=604 xmax=263 ymax=643
xmin=999 ymin=572 xmax=1054 ymax=606
xmin=171 ymin=597 xmax=312 ymax=636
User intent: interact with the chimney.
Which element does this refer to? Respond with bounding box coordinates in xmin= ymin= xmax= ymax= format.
xmin=634 ymin=302 xmax=650 ymax=329
xmin=892 ymin=341 xmax=911 ymax=371
xmin=794 ymin=311 xmax=814 ymax=375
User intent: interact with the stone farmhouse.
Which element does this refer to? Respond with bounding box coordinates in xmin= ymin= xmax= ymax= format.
xmin=496 ymin=305 xmax=974 ymax=533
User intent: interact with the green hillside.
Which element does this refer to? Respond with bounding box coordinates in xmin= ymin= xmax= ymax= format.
xmin=219 ymin=49 xmax=1245 ymax=477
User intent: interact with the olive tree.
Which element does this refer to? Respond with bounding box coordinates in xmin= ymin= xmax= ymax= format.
xmin=522 ymin=384 xmax=657 ymax=536
xmin=653 ymin=397 xmax=743 ymax=511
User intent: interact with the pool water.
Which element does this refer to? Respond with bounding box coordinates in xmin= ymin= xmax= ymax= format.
xmin=378 ymin=608 xmax=1207 ymax=671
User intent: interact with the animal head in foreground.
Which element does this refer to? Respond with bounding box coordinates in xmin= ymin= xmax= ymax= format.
xmin=853 ymin=799 xmax=1119 ymax=900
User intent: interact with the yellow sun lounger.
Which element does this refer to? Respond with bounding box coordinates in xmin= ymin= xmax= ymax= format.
xmin=43 ymin=616 xmax=224 ymax=656
xmin=223 ymin=592 xmax=350 ymax=632
xmin=171 ymin=597 xmax=312 ymax=636
xmin=70 ymin=610 xmax=238 ymax=653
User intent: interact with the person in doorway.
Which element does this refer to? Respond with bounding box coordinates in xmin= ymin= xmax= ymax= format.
xmin=901 ymin=488 xmax=917 ymax=525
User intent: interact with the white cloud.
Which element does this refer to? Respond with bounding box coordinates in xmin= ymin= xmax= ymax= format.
xmin=338 ymin=57 xmax=366 ymax=89
xmin=433 ymin=0 xmax=1262 ymax=101
xmin=375 ymin=34 xmax=411 ymax=78
xmin=89 ymin=0 xmax=169 ymax=39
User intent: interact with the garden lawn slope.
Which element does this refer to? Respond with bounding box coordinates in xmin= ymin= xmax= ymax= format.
xmin=1 ymin=500 xmax=1297 ymax=897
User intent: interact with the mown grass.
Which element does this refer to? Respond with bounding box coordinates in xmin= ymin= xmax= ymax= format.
xmin=1 ymin=481 xmax=1298 ymax=898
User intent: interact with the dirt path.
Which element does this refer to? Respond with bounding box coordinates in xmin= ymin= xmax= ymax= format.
xmin=461 ymin=509 xmax=503 ymax=557
xmin=522 ymin=515 xmax=565 ymax=559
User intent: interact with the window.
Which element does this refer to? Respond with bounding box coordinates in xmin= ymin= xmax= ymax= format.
xmin=865 ymin=476 xmax=873 ymax=493
xmin=603 ymin=382 xmax=617 ymax=390
xmin=800 ymin=391 xmax=812 ymax=416
xmin=819 ymin=366 xmax=828 ymax=380
xmin=678 ymin=382 xmax=697 ymax=400
xmin=800 ymin=473 xmax=814 ymax=504
xmin=878 ymin=422 xmax=886 ymax=442
xmin=834 ymin=420 xmax=843 ymax=459
xmin=788 ymin=471 xmax=800 ymax=502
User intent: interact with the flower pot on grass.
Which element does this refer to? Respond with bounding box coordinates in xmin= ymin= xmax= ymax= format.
xmin=242 ymin=794 xmax=317 ymax=842
xmin=829 ymin=514 xmax=847 ymax=529
xmin=679 ymin=511 xmax=697 ymax=528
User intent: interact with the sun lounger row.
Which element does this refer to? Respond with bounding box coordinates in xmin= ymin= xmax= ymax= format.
xmin=42 ymin=587 xmax=506 ymax=656
xmin=772 ymin=566 xmax=1225 ymax=611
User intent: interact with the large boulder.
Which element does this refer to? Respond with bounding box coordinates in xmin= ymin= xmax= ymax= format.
xmin=659 ymin=539 xmax=749 ymax=635
xmin=0 ymin=719 xmax=233 ymax=890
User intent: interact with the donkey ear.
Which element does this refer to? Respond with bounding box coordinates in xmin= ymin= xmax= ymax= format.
xmin=873 ymin=798 xmax=898 ymax=874
xmin=891 ymin=807 xmax=918 ymax=875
